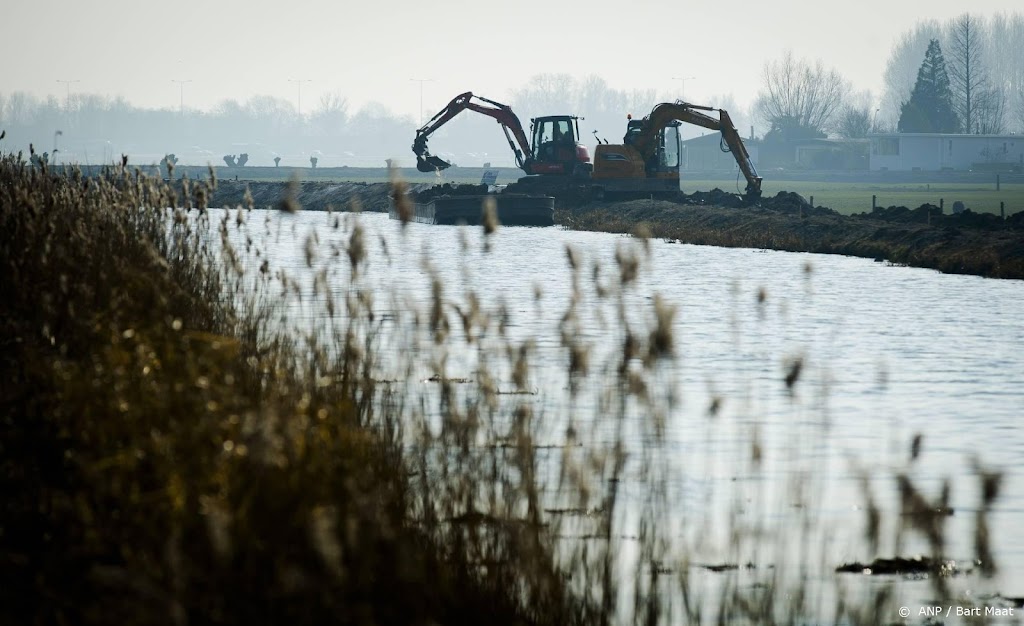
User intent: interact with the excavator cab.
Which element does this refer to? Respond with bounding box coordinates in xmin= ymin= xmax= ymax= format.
xmin=650 ymin=122 xmax=681 ymax=174
xmin=624 ymin=118 xmax=679 ymax=173
xmin=529 ymin=116 xmax=591 ymax=176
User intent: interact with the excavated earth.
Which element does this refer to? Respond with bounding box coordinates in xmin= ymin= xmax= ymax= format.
xmin=209 ymin=180 xmax=1024 ymax=280
xmin=562 ymin=190 xmax=1024 ymax=280
xmin=210 ymin=179 xmax=432 ymax=213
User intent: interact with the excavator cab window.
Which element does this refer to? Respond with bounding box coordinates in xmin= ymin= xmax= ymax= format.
xmin=661 ymin=125 xmax=680 ymax=168
xmin=533 ymin=118 xmax=575 ymax=162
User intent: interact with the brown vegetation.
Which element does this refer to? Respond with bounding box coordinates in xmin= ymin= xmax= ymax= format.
xmin=1 ymin=151 xmax=1012 ymax=624
xmin=0 ymin=155 xmax=576 ymax=625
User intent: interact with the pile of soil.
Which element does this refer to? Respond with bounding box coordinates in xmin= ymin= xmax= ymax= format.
xmin=414 ymin=183 xmax=489 ymax=202
xmin=561 ymin=193 xmax=1024 ymax=280
xmin=208 ymin=180 xmax=431 ymax=213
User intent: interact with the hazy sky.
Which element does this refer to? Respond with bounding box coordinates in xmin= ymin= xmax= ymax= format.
xmin=4 ymin=0 xmax=1021 ymax=120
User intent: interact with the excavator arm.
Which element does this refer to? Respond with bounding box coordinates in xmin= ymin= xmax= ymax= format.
xmin=411 ymin=92 xmax=533 ymax=173
xmin=631 ymin=102 xmax=762 ymax=199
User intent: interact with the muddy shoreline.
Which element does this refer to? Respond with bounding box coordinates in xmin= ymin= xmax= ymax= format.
xmin=209 ymin=180 xmax=1024 ymax=280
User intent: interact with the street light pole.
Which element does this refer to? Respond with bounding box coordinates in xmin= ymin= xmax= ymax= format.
xmin=671 ymin=76 xmax=696 ymax=102
xmin=409 ymin=78 xmax=434 ymax=126
xmin=288 ymin=79 xmax=312 ymax=115
xmin=56 ymin=79 xmax=80 ymax=112
xmin=172 ymin=79 xmax=192 ymax=116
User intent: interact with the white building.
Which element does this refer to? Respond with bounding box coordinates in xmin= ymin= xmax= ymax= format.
xmin=869 ymin=133 xmax=1024 ymax=171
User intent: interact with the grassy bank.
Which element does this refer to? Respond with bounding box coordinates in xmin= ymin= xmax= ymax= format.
xmin=682 ymin=178 xmax=1024 ymax=216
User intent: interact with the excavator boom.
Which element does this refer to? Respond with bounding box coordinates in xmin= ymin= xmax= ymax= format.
xmin=412 ymin=92 xmax=533 ymax=173
xmin=630 ymin=101 xmax=762 ymax=199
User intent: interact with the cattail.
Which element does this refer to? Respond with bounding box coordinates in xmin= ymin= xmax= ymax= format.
xmin=614 ymin=241 xmax=639 ymax=285
xmin=347 ymin=221 xmax=365 ymax=274
xmin=388 ymin=167 xmax=413 ymax=227
xmin=482 ymin=196 xmax=499 ymax=237
xmin=278 ymin=176 xmax=300 ymax=213
xmin=243 ymin=185 xmax=255 ymax=211
xmin=646 ymin=294 xmax=676 ymax=363
xmin=784 ymin=356 xmax=803 ymax=392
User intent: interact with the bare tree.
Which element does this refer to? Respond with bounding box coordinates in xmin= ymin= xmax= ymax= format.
xmin=315 ymin=92 xmax=348 ymax=121
xmin=754 ymin=51 xmax=850 ymax=135
xmin=837 ymin=108 xmax=871 ymax=138
xmin=988 ymin=12 xmax=1024 ymax=133
xmin=975 ymin=87 xmax=1006 ymax=134
xmin=880 ymin=20 xmax=942 ymax=129
xmin=5 ymin=92 xmax=39 ymax=126
xmin=947 ymin=13 xmax=995 ymax=133
xmin=577 ymin=75 xmax=618 ymax=116
xmin=884 ymin=14 xmax=1024 ymax=133
xmin=508 ymin=73 xmax=659 ymax=147
xmin=836 ymin=90 xmax=875 ymax=139
xmin=508 ymin=73 xmax=577 ymax=120
xmin=311 ymin=92 xmax=349 ymax=136
xmin=1018 ymin=87 xmax=1024 ymax=132
xmin=245 ymin=95 xmax=293 ymax=122
xmin=706 ymin=93 xmax=753 ymax=139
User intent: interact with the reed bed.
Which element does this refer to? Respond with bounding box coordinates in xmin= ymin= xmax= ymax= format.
xmin=0 ymin=142 xmax=1010 ymax=625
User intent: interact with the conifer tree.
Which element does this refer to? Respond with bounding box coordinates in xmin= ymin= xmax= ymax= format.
xmin=898 ymin=39 xmax=960 ymax=133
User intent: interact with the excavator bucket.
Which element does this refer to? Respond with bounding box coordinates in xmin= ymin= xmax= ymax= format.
xmin=417 ymin=154 xmax=452 ymax=172
xmin=412 ymin=133 xmax=452 ymax=172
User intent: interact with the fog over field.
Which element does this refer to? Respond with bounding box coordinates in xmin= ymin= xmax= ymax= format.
xmin=3 ymin=0 xmax=1023 ymax=166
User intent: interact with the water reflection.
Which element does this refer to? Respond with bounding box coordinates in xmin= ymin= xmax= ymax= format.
xmin=226 ymin=208 xmax=1024 ymax=616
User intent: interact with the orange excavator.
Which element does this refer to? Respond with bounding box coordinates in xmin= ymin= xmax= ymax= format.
xmin=412 ymin=91 xmax=592 ymax=177
xmin=591 ymin=101 xmax=762 ymax=201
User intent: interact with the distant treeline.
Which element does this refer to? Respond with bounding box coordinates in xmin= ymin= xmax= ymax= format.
xmin=0 ymin=76 xmax=745 ymax=168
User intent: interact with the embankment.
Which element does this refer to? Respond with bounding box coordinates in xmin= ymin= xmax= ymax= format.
xmin=205 ymin=180 xmax=1024 ymax=280
xmin=208 ymin=179 xmax=430 ymax=212
xmin=561 ymin=193 xmax=1024 ymax=280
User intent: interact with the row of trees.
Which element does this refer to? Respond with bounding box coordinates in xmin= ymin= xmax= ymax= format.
xmin=880 ymin=12 xmax=1024 ymax=134
xmin=0 ymin=91 xmax=415 ymax=167
xmin=2 ymin=13 xmax=1021 ymax=168
xmin=0 ymin=77 xmax=750 ymax=167
xmin=752 ymin=12 xmax=1024 ymax=143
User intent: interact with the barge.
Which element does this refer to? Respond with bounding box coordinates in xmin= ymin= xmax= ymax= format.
xmin=389 ymin=192 xmax=554 ymax=227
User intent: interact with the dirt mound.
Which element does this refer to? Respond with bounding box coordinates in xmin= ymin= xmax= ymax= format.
xmin=683 ymin=188 xmax=742 ymax=208
xmin=415 ymin=183 xmax=489 ymax=202
xmin=855 ymin=203 xmax=1023 ymax=231
xmin=560 ymin=194 xmax=1024 ymax=279
xmin=209 ymin=181 xmax=430 ymax=212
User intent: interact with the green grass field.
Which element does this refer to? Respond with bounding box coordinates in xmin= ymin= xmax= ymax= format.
xmin=681 ymin=178 xmax=1024 ymax=216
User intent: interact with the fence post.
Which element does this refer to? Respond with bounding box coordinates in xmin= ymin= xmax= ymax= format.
xmin=1001 ymin=201 xmax=1005 ymax=220
xmin=997 ymin=174 xmax=1001 ymax=191
xmin=872 ymin=194 xmax=876 ymax=210
xmin=940 ymin=198 xmax=944 ymax=212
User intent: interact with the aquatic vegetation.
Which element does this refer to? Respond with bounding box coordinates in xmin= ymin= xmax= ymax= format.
xmin=0 ymin=147 xmax=1010 ymax=624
